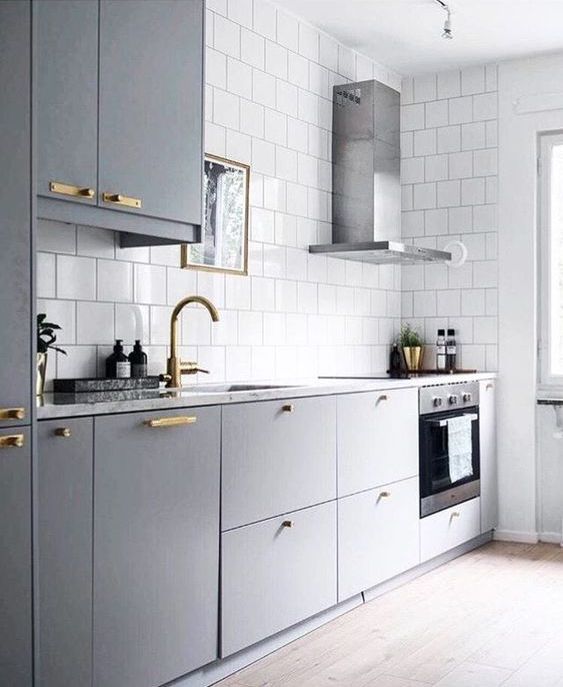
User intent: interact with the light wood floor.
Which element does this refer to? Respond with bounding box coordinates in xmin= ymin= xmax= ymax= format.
xmin=216 ymin=542 xmax=563 ymax=687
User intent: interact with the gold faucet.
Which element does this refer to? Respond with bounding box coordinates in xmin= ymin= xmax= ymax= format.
xmin=162 ymin=295 xmax=220 ymax=388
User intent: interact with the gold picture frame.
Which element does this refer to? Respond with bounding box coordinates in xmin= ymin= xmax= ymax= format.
xmin=181 ymin=154 xmax=250 ymax=276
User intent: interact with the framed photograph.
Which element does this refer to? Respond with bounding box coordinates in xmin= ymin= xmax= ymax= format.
xmin=181 ymin=154 xmax=249 ymax=275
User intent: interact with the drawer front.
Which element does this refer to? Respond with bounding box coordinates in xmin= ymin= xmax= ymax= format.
xmin=222 ymin=396 xmax=337 ymax=530
xmin=420 ymin=497 xmax=481 ymax=563
xmin=337 ymin=388 xmax=418 ymax=497
xmin=221 ymin=501 xmax=337 ymax=657
xmin=338 ymin=477 xmax=420 ymax=602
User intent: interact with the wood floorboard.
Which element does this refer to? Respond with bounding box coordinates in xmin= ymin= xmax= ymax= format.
xmin=215 ymin=542 xmax=563 ymax=687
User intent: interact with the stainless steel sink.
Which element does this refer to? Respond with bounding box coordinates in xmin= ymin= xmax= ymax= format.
xmin=182 ymin=383 xmax=298 ymax=393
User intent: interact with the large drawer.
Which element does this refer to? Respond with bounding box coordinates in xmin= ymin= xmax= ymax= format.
xmin=338 ymin=477 xmax=420 ymax=601
xmin=420 ymin=497 xmax=481 ymax=562
xmin=221 ymin=501 xmax=337 ymax=657
xmin=337 ymin=388 xmax=418 ymax=497
xmin=222 ymin=396 xmax=337 ymax=530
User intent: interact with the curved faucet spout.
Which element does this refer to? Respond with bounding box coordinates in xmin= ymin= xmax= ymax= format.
xmin=165 ymin=295 xmax=220 ymax=387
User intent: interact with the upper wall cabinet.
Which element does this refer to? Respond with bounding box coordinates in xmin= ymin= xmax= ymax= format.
xmin=36 ymin=0 xmax=204 ymax=246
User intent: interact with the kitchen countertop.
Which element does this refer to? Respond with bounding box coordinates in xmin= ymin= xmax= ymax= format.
xmin=36 ymin=373 xmax=497 ymax=420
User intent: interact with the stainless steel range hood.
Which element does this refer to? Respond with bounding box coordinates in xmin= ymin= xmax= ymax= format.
xmin=309 ymin=79 xmax=451 ymax=264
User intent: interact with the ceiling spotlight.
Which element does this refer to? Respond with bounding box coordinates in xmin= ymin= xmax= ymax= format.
xmin=434 ymin=0 xmax=453 ymax=39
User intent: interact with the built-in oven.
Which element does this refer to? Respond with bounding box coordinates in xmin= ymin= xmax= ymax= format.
xmin=419 ymin=382 xmax=480 ymax=518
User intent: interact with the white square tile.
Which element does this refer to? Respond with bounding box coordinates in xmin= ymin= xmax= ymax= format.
xmin=309 ymin=62 xmax=329 ymax=98
xmin=77 ymin=226 xmax=115 ymax=258
xmin=227 ymin=0 xmax=252 ymax=28
xmin=37 ymin=298 xmax=76 ymax=344
xmin=150 ymin=244 xmax=181 ymax=267
xmin=264 ymin=312 xmax=286 ymax=344
xmin=37 ymin=219 xmax=76 ymax=254
xmin=166 ymin=266 xmax=197 ymax=305
xmin=401 ymin=104 xmax=425 ymax=131
xmin=263 ymin=244 xmax=286 ymax=277
xmin=485 ymin=64 xmax=498 ymax=92
xmin=473 ymin=92 xmax=497 ymax=120
xmin=299 ymin=22 xmax=319 ymax=62
xmin=337 ymin=44 xmax=355 ymax=79
xmin=448 ymin=262 xmax=473 ymax=288
xmin=207 ymin=48 xmax=227 ymax=88
xmin=197 ymin=346 xmax=226 ymax=382
xmin=213 ymin=88 xmax=240 ymax=129
xmin=462 ymin=289 xmax=486 ymax=316
xmin=134 ymin=263 xmax=167 ymax=305
xmin=264 ymin=177 xmax=286 ymax=212
xmin=424 ymin=263 xmax=448 ymax=289
xmin=413 ymin=290 xmax=436 ymax=317
xmin=401 ymin=185 xmax=413 ymax=212
xmin=425 ymin=154 xmax=448 ymax=182
xmin=205 ymin=122 xmax=226 ymax=156
xmin=463 ymin=233 xmax=487 ymax=260
xmin=298 ymin=89 xmax=319 ymax=125
xmin=227 ymin=57 xmax=252 ymax=98
xmin=238 ymin=310 xmax=263 ymax=345
xmin=425 ymin=99 xmax=448 ymax=128
xmin=401 ymin=131 xmax=414 ymax=158
xmin=414 ymin=128 xmax=437 ymax=156
xmin=414 ymin=73 xmax=436 ymax=102
xmin=252 ymin=138 xmax=276 ymax=175
xmin=436 ymin=289 xmax=460 ymax=316
xmin=448 ymin=95 xmax=473 ymax=124
xmin=77 ymin=301 xmax=114 ymax=345
xmin=56 ymin=346 xmax=97 ymax=380
xmin=198 ymin=270 xmax=226 ymax=308
xmin=225 ymin=346 xmax=252 ymax=379
xmin=275 ymin=279 xmax=297 ymax=311
xmin=402 ymin=210 xmax=424 ymax=237
xmin=240 ymin=27 xmax=264 ymax=69
xmin=240 ymin=99 xmax=264 ymax=137
xmin=214 ymin=14 xmax=240 ymax=58
xmin=288 ymin=117 xmax=309 ymax=153
xmin=318 ymin=284 xmax=336 ymax=314
xmin=57 ymin=255 xmax=96 ymax=300
xmin=461 ymin=66 xmax=485 ymax=95
xmin=286 ymin=246 xmax=307 ymax=279
xmin=401 ymin=77 xmax=414 ymax=105
xmin=211 ymin=308 xmax=238 ymax=345
xmin=276 ymin=11 xmax=298 ymax=52
xmin=276 ymin=146 xmax=298 ymax=182
xmin=275 ymin=212 xmax=297 ymax=245
xmin=225 ymin=274 xmax=251 ymax=309
xmin=402 ymin=157 xmax=425 ymax=184
xmin=226 ymin=128 xmax=252 ymax=163
xmin=251 ymin=276 xmax=275 ymax=311
xmin=355 ymin=54 xmax=373 ymax=81
xmin=473 ymin=316 xmax=498 ymax=344
xmin=437 ymin=70 xmax=461 ymax=99
xmin=413 ymin=183 xmax=436 ymax=210
xmin=297 ymin=281 xmax=317 ymax=313
xmin=461 ymin=177 xmax=486 ymax=205
xmin=473 ymin=260 xmax=497 ymax=287
xmin=319 ymin=34 xmax=338 ymax=71
xmin=288 ymin=52 xmax=309 ymax=89
xmin=265 ymin=40 xmax=287 ymax=79
xmin=252 ymin=69 xmax=276 ymax=108
xmin=449 ymin=206 xmax=473 ymax=233
xmin=485 ymin=120 xmax=498 ymax=147
xmin=115 ymin=303 xmax=150 ymax=343
xmin=486 ymin=176 xmax=498 ymax=204
xmin=264 ymin=109 xmax=287 ymax=146
xmin=449 ymin=151 xmax=473 ymax=179
xmin=486 ymin=288 xmax=498 ymax=315
xmin=251 ymin=346 xmax=276 ymax=378
xmin=461 ymin=122 xmax=486 ymax=150
xmin=253 ymin=0 xmax=276 ymax=40
xmin=276 ymin=79 xmax=298 ymax=117
xmin=425 ymin=208 xmax=448 ymax=235
xmin=437 ymin=125 xmax=461 ymax=153
xmin=437 ymin=180 xmax=460 ymax=208
xmin=287 ymin=184 xmax=308 ymax=218
xmin=474 ymin=148 xmax=497 ymax=176
xmin=37 ymin=252 xmax=56 ymax=298
xmin=97 ymin=259 xmax=132 ymax=302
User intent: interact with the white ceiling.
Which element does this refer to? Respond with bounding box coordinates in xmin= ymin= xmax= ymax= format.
xmin=274 ymin=0 xmax=563 ymax=75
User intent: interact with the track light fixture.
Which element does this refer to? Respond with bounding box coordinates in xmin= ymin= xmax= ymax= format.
xmin=435 ymin=0 xmax=453 ymax=39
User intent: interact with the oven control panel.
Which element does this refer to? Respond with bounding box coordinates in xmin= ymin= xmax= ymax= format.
xmin=419 ymin=381 xmax=479 ymax=415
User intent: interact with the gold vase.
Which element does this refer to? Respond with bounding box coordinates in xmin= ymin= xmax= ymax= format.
xmin=402 ymin=346 xmax=423 ymax=371
xmin=36 ymin=352 xmax=47 ymax=397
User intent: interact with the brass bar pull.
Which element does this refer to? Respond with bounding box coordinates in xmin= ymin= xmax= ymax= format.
xmin=54 ymin=428 xmax=71 ymax=438
xmin=0 ymin=407 xmax=25 ymax=421
xmin=49 ymin=181 xmax=95 ymax=199
xmin=143 ymin=416 xmax=197 ymax=428
xmin=281 ymin=520 xmax=294 ymax=528
xmin=0 ymin=434 xmax=25 ymax=449
xmin=376 ymin=394 xmax=388 ymax=405
xmin=102 ymin=192 xmax=142 ymax=209
xmin=282 ymin=404 xmax=294 ymax=413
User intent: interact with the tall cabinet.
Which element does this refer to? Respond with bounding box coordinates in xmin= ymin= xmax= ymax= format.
xmin=0 ymin=2 xmax=33 ymax=685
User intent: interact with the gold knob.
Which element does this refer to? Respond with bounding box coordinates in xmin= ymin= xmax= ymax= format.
xmin=282 ymin=404 xmax=294 ymax=413
xmin=281 ymin=520 xmax=294 ymax=528
xmin=54 ymin=427 xmax=71 ymax=438
xmin=102 ymin=192 xmax=142 ymax=208
xmin=0 ymin=434 xmax=24 ymax=449
xmin=376 ymin=394 xmax=388 ymax=405
xmin=144 ymin=416 xmax=197 ymax=428
xmin=78 ymin=187 xmax=95 ymax=198
xmin=0 ymin=407 xmax=25 ymax=421
xmin=451 ymin=511 xmax=461 ymax=519
xmin=378 ymin=491 xmax=391 ymax=500
xmin=486 ymin=383 xmax=494 ymax=390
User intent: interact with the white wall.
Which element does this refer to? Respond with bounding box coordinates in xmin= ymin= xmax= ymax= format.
xmin=400 ymin=67 xmax=498 ymax=372
xmin=36 ymin=0 xmax=403 ymax=388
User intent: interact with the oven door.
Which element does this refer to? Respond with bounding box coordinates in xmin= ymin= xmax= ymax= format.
xmin=419 ymin=407 xmax=480 ymax=517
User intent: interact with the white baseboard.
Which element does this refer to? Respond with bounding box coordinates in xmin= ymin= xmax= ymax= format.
xmin=493 ymin=529 xmax=539 ymax=543
xmin=539 ymin=531 xmax=563 ymax=545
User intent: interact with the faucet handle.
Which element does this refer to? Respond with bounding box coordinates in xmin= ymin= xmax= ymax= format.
xmin=195 ymin=367 xmax=210 ymax=374
xmin=179 ymin=361 xmax=209 ymax=375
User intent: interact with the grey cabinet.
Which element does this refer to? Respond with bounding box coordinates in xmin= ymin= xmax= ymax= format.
xmin=221 ymin=501 xmax=337 ymax=657
xmin=0 ymin=428 xmax=32 ymax=686
xmin=93 ymin=408 xmax=220 ymax=687
xmin=36 ymin=0 xmax=98 ymax=205
xmin=37 ymin=418 xmax=93 ymax=687
xmin=36 ymin=0 xmax=203 ymax=245
xmin=222 ymin=396 xmax=337 ymax=530
xmin=0 ymin=0 xmax=32 ymax=428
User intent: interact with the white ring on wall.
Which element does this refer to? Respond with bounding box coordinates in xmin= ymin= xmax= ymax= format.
xmin=443 ymin=240 xmax=468 ymax=268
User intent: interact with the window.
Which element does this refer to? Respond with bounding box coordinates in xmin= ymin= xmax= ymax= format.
xmin=540 ymin=132 xmax=563 ymax=385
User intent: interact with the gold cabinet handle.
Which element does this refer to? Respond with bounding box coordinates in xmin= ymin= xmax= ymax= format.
xmin=143 ymin=416 xmax=197 ymax=428
xmin=376 ymin=394 xmax=388 ymax=405
xmin=281 ymin=520 xmax=294 ymax=528
xmin=102 ymin=192 xmax=142 ymax=209
xmin=54 ymin=427 xmax=71 ymax=438
xmin=451 ymin=511 xmax=461 ymax=519
xmin=49 ymin=181 xmax=95 ymax=199
xmin=0 ymin=434 xmax=24 ymax=449
xmin=378 ymin=491 xmax=391 ymax=501
xmin=0 ymin=407 xmax=25 ymax=421
xmin=282 ymin=404 xmax=294 ymax=413
xmin=486 ymin=383 xmax=494 ymax=390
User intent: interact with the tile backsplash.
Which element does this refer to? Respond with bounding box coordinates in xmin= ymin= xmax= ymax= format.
xmin=400 ymin=67 xmax=498 ymax=372
xmin=36 ymin=0 xmax=403 ymax=388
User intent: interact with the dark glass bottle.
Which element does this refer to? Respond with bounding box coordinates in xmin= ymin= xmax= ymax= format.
xmin=105 ymin=340 xmax=130 ymax=379
xmin=389 ymin=343 xmax=403 ymax=378
xmin=446 ymin=328 xmax=457 ymax=371
xmin=129 ymin=340 xmax=148 ymax=378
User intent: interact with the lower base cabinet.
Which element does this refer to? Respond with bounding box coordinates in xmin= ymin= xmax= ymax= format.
xmin=420 ymin=497 xmax=481 ymax=562
xmin=338 ymin=477 xmax=420 ymax=602
xmin=93 ymin=408 xmax=221 ymax=687
xmin=221 ymin=501 xmax=337 ymax=657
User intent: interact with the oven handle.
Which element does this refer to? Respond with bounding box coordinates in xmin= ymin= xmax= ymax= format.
xmin=430 ymin=413 xmax=478 ymax=428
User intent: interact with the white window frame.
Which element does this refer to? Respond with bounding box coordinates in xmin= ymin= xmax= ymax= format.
xmin=539 ymin=131 xmax=563 ymax=387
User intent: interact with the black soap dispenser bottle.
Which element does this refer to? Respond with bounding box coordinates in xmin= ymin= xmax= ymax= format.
xmin=105 ymin=339 xmax=131 ymax=379
xmin=129 ymin=340 xmax=148 ymax=378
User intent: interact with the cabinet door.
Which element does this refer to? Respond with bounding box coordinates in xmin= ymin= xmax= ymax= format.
xmin=480 ymin=380 xmax=498 ymax=532
xmin=337 ymin=389 xmax=419 ymax=497
xmin=98 ymin=0 xmax=204 ymax=225
xmin=93 ymin=408 xmax=220 ymax=687
xmin=338 ymin=477 xmax=419 ymax=602
xmin=37 ymin=418 xmax=93 ymax=687
xmin=420 ymin=497 xmax=481 ymax=563
xmin=222 ymin=396 xmax=337 ymax=530
xmin=36 ymin=0 xmax=98 ymax=203
xmin=221 ymin=501 xmax=337 ymax=657
xmin=0 ymin=0 xmax=31 ymax=427
xmin=0 ymin=427 xmax=31 ymax=686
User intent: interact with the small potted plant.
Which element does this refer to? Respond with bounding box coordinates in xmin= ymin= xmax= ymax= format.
xmin=37 ymin=313 xmax=66 ymax=396
xmin=398 ymin=323 xmax=424 ymax=371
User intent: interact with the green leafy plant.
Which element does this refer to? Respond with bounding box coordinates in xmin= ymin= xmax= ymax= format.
xmin=37 ymin=313 xmax=67 ymax=355
xmin=398 ymin=323 xmax=424 ymax=348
